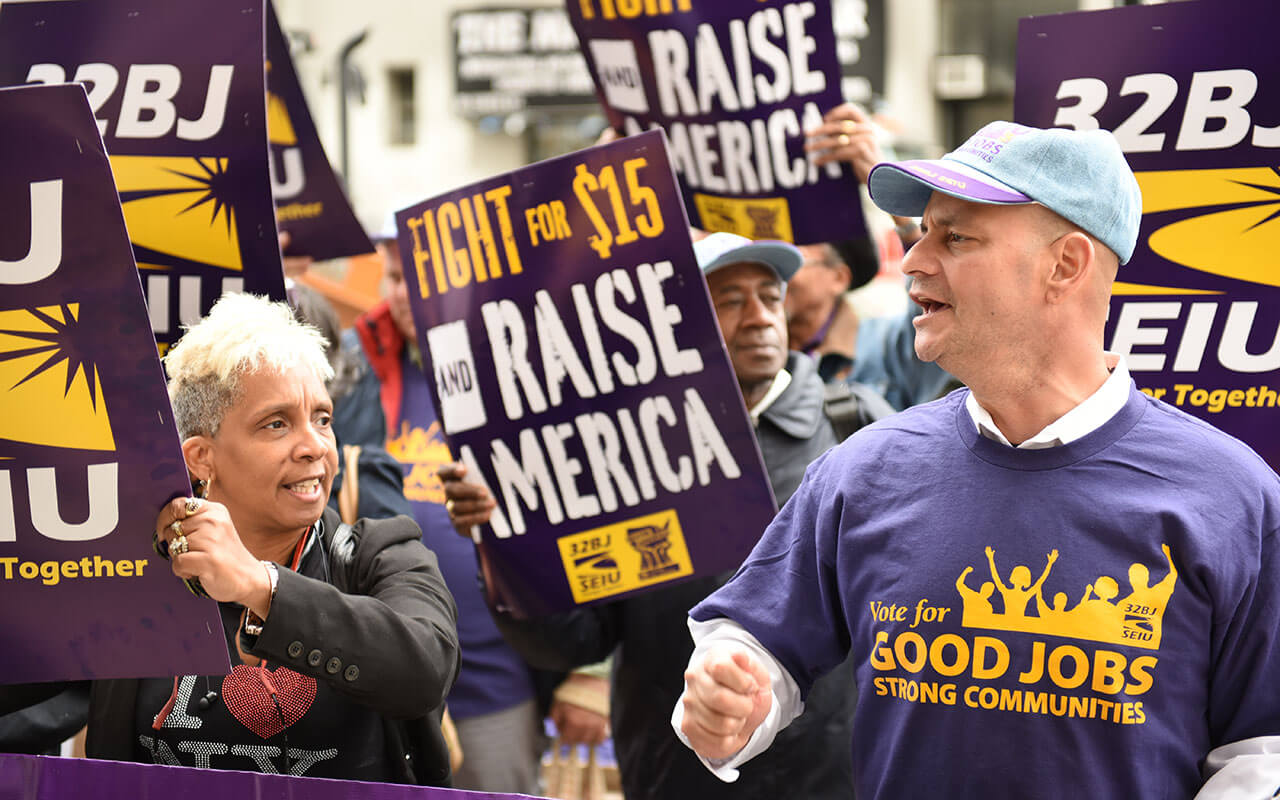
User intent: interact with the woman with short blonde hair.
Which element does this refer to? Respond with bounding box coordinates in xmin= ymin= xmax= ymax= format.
xmin=87 ymin=293 xmax=457 ymax=785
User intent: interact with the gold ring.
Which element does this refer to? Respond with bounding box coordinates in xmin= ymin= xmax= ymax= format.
xmin=445 ymin=499 xmax=456 ymax=514
xmin=184 ymin=496 xmax=203 ymax=516
xmin=842 ymin=120 xmax=858 ymax=134
xmin=169 ymin=520 xmax=184 ymax=536
xmin=837 ymin=134 xmax=850 ymax=146
xmin=170 ymin=535 xmax=189 ymax=555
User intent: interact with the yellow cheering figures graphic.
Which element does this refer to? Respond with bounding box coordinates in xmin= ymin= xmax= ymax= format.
xmin=0 ymin=303 xmax=114 ymax=452
xmin=957 ymin=545 xmax=1177 ymax=650
xmin=386 ymin=420 xmax=455 ymax=506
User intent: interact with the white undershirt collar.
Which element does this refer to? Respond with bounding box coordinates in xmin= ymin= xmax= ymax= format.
xmin=965 ymin=356 xmax=1131 ymax=449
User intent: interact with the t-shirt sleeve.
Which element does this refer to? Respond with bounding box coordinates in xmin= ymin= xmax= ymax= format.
xmin=1207 ymin=520 xmax=1280 ymax=748
xmin=690 ymin=448 xmax=852 ymax=697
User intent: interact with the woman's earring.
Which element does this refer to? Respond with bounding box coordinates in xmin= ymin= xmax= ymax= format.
xmin=196 ymin=478 xmax=211 ymax=499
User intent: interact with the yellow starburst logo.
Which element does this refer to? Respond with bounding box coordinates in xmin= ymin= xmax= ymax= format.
xmin=109 ymin=155 xmax=243 ymax=273
xmin=0 ymin=303 xmax=114 ymax=451
xmin=1116 ymin=166 xmax=1280 ymax=295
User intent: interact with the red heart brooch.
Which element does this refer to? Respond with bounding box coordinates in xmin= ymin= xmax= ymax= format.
xmin=221 ymin=664 xmax=317 ymax=739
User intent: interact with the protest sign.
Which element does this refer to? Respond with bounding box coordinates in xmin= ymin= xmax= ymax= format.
xmin=1016 ymin=0 xmax=1280 ymax=471
xmin=566 ymin=0 xmax=866 ymax=245
xmin=396 ymin=130 xmax=778 ymax=617
xmin=0 ymin=754 xmax=538 ymax=799
xmin=267 ymin=2 xmax=374 ymax=260
xmin=0 ymin=83 xmax=230 ymax=684
xmin=0 ymin=0 xmax=286 ymax=352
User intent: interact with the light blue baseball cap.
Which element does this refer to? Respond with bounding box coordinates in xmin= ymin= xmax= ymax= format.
xmin=867 ymin=122 xmax=1142 ymax=264
xmin=693 ymin=232 xmax=804 ymax=282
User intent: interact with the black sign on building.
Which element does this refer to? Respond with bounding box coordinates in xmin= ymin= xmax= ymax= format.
xmin=834 ymin=0 xmax=885 ymax=106
xmin=453 ymin=7 xmax=596 ymax=117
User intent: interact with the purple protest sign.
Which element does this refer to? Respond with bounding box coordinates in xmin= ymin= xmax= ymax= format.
xmin=1016 ymin=0 xmax=1280 ymax=472
xmin=0 ymin=0 xmax=286 ymax=352
xmin=0 ymin=755 xmax=543 ymax=800
xmin=267 ymin=2 xmax=374 ymax=260
xmin=0 ymin=84 xmax=230 ymax=684
xmin=566 ymin=0 xmax=866 ymax=245
xmin=395 ymin=130 xmax=777 ymax=617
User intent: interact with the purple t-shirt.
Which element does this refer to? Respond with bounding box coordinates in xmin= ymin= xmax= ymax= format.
xmin=387 ymin=355 xmax=534 ymax=720
xmin=694 ymin=385 xmax=1280 ymax=799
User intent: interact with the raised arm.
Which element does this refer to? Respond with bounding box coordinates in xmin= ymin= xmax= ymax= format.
xmin=1031 ymin=550 xmax=1059 ymax=594
xmin=985 ymin=546 xmax=1009 ymax=593
xmin=1156 ymin=543 xmax=1178 ymax=591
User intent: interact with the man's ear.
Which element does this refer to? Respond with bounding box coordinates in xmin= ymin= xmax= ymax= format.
xmin=181 ymin=435 xmax=216 ymax=483
xmin=833 ymin=261 xmax=853 ymax=293
xmin=1046 ymin=231 xmax=1096 ymax=303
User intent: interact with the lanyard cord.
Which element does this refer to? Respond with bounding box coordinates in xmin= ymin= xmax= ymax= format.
xmin=152 ymin=522 xmax=318 ymax=775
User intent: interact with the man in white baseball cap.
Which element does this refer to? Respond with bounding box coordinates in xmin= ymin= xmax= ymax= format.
xmin=676 ymin=122 xmax=1280 ymax=798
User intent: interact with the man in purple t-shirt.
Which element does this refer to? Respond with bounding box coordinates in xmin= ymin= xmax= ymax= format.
xmin=675 ymin=122 xmax=1280 ymax=798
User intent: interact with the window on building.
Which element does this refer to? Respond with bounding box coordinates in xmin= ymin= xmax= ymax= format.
xmin=939 ymin=0 xmax=1078 ymax=144
xmin=388 ymin=67 xmax=416 ymax=146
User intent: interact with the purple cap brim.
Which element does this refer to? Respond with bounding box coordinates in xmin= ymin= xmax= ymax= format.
xmin=869 ymin=159 xmax=1032 ymax=217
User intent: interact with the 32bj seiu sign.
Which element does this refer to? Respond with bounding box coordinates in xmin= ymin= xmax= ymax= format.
xmin=265 ymin=2 xmax=373 ymax=261
xmin=1017 ymin=0 xmax=1280 ymax=472
xmin=0 ymin=84 xmax=229 ymax=684
xmin=0 ymin=0 xmax=286 ymax=352
xmin=396 ymin=131 xmax=778 ymax=617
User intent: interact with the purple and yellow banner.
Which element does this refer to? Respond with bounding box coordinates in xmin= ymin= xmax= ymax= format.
xmin=267 ymin=2 xmax=374 ymax=260
xmin=0 ymin=83 xmax=230 ymax=684
xmin=566 ymin=0 xmax=865 ymax=245
xmin=1016 ymin=0 xmax=1280 ymax=472
xmin=0 ymin=754 xmax=543 ymax=799
xmin=0 ymin=0 xmax=286 ymax=352
xmin=396 ymin=130 xmax=777 ymax=617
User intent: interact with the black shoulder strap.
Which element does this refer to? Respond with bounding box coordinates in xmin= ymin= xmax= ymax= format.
xmin=822 ymin=381 xmax=891 ymax=442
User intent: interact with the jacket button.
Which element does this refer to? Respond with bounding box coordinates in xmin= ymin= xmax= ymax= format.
xmin=307 ymin=649 xmax=323 ymax=667
xmin=325 ymin=657 xmax=342 ymax=675
xmin=343 ymin=665 xmax=360 ymax=682
xmin=287 ymin=641 xmax=304 ymax=659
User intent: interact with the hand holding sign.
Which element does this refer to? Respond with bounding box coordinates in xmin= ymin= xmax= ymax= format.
xmin=153 ymin=496 xmax=272 ymax=616
xmin=439 ymin=462 xmax=496 ymax=539
xmin=804 ymin=103 xmax=883 ymax=184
